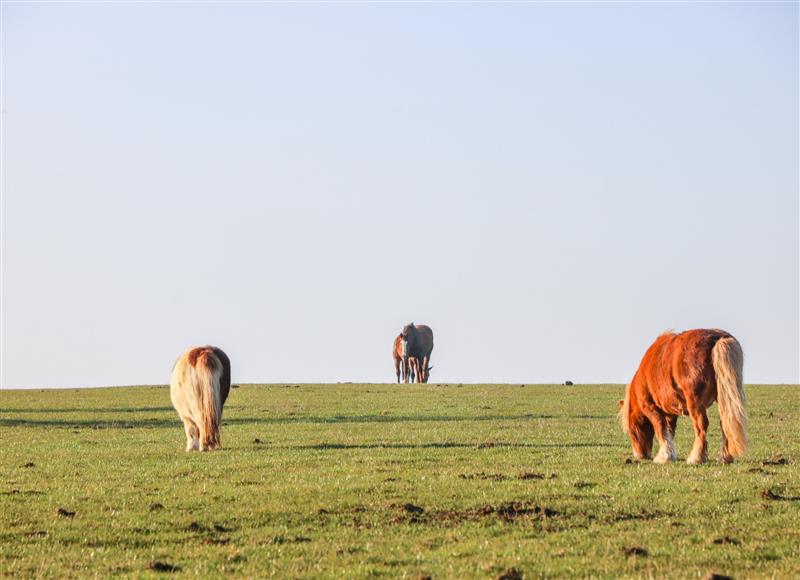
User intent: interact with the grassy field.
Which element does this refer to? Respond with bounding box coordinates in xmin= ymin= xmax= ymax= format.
xmin=1 ymin=383 xmax=798 ymax=579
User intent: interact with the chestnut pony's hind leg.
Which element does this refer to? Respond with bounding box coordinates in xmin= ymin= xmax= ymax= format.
xmin=686 ymin=403 xmax=709 ymax=464
xmin=642 ymin=406 xmax=676 ymax=464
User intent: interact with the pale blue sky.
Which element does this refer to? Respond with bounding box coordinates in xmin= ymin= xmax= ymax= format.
xmin=2 ymin=2 xmax=798 ymax=388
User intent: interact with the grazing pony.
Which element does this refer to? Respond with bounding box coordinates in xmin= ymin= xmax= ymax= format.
xmin=619 ymin=329 xmax=747 ymax=464
xmin=401 ymin=323 xmax=434 ymax=383
xmin=170 ymin=346 xmax=231 ymax=452
xmin=392 ymin=334 xmax=415 ymax=383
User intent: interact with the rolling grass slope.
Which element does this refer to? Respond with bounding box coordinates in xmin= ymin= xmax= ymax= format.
xmin=1 ymin=384 xmax=798 ymax=578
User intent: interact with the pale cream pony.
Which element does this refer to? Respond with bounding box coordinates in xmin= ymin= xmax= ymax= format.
xmin=170 ymin=346 xmax=231 ymax=451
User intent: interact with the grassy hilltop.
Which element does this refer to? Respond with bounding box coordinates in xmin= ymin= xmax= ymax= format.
xmin=1 ymin=384 xmax=798 ymax=578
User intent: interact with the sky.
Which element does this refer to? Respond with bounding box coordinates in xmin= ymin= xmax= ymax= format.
xmin=1 ymin=2 xmax=798 ymax=389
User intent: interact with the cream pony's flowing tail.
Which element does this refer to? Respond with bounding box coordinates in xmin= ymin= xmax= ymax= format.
xmin=193 ymin=351 xmax=223 ymax=451
xmin=712 ymin=337 xmax=747 ymax=457
xmin=618 ymin=383 xmax=631 ymax=434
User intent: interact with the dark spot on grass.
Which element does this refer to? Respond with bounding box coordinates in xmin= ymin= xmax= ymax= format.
xmin=4 ymin=489 xmax=44 ymax=496
xmin=317 ymin=508 xmax=331 ymax=515
xmin=712 ymin=536 xmax=740 ymax=546
xmin=574 ymin=481 xmax=595 ymax=489
xmin=147 ymin=560 xmax=181 ymax=573
xmin=610 ymin=509 xmax=673 ymax=523
xmin=213 ymin=524 xmax=234 ymax=533
xmin=57 ymin=508 xmax=75 ymax=518
xmin=23 ymin=462 xmax=35 ymax=468
xmin=624 ymin=458 xmax=634 ymax=464
xmin=416 ymin=575 xmax=432 ymax=580
xmin=252 ymin=438 xmax=262 ymax=444
xmin=479 ymin=502 xmax=557 ymax=521
xmin=477 ymin=441 xmax=497 ymax=448
xmin=747 ymin=467 xmax=773 ymax=475
xmin=623 ymin=546 xmax=648 ymax=557
xmin=703 ymin=573 xmax=733 ymax=580
xmin=201 ymin=537 xmax=230 ymax=545
xmin=270 ymin=535 xmax=312 ymax=544
xmin=383 ymin=477 xmax=399 ymax=482
xmin=231 ymin=384 xmax=240 ymax=389
xmin=761 ymin=455 xmax=788 ymax=466
xmin=517 ymin=472 xmax=545 ymax=480
xmin=496 ymin=568 xmax=523 ymax=580
xmin=149 ymin=503 xmax=165 ymax=511
xmin=761 ymin=488 xmax=800 ymax=501
xmin=401 ymin=503 xmax=424 ymax=514
xmin=187 ymin=522 xmax=205 ymax=532
xmin=23 ymin=530 xmax=48 ymax=537
xmin=460 ymin=472 xmax=507 ymax=481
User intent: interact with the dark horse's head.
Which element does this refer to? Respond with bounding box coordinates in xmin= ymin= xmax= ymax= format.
xmin=618 ymin=386 xmax=654 ymax=460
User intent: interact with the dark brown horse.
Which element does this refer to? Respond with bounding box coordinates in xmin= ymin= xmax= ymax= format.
xmin=401 ymin=323 xmax=434 ymax=383
xmin=619 ymin=329 xmax=747 ymax=464
xmin=392 ymin=334 xmax=415 ymax=383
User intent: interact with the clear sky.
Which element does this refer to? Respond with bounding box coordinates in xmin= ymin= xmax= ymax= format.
xmin=1 ymin=2 xmax=798 ymax=389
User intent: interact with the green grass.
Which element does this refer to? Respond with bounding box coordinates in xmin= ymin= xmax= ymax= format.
xmin=1 ymin=384 xmax=798 ymax=578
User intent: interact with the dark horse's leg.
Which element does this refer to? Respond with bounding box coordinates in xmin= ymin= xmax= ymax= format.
xmin=395 ymin=356 xmax=401 ymax=384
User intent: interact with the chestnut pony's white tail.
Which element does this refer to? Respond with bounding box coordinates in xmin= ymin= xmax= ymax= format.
xmin=712 ymin=337 xmax=747 ymax=457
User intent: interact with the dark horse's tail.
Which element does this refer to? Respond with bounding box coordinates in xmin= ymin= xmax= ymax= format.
xmin=712 ymin=337 xmax=747 ymax=458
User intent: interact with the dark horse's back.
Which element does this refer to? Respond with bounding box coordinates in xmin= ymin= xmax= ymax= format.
xmin=210 ymin=346 xmax=232 ymax=406
xmin=412 ymin=325 xmax=434 ymax=358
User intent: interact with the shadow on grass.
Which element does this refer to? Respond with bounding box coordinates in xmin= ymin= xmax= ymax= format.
xmin=283 ymin=441 xmax=616 ymax=450
xmin=0 ymin=413 xmax=612 ymax=429
xmin=0 ymin=407 xmax=175 ymax=414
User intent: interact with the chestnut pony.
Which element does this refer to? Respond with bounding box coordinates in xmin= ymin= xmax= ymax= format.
xmin=619 ymin=329 xmax=747 ymax=464
xmin=392 ymin=334 xmax=415 ymax=384
xmin=170 ymin=346 xmax=231 ymax=452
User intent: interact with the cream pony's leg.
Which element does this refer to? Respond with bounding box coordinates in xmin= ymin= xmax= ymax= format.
xmin=183 ymin=419 xmax=200 ymax=452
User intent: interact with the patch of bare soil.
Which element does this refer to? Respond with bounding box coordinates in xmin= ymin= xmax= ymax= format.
xmin=392 ymin=501 xmax=558 ymax=525
xmin=460 ymin=472 xmax=507 ymax=481
xmin=609 ymin=509 xmax=673 ymax=523
xmin=573 ymin=481 xmax=595 ymax=489
xmin=761 ymin=488 xmax=800 ymax=501
xmin=517 ymin=472 xmax=545 ymax=480
xmin=269 ymin=535 xmax=312 ymax=544
xmin=761 ymin=455 xmax=789 ymax=466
